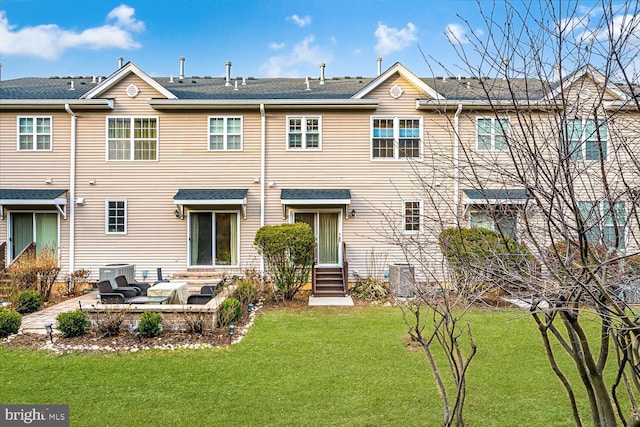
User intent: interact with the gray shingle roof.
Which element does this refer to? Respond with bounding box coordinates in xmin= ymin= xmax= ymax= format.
xmin=0 ymin=77 xmax=96 ymax=99
xmin=0 ymin=69 xmax=626 ymax=101
xmin=155 ymin=77 xmax=374 ymax=100
xmin=280 ymin=189 xmax=351 ymax=200
xmin=173 ymin=189 xmax=248 ymax=201
xmin=462 ymin=189 xmax=530 ymax=200
xmin=0 ymin=189 xmax=68 ymax=200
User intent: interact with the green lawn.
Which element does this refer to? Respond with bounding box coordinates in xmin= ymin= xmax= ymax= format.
xmin=1 ymin=307 xmax=587 ymax=426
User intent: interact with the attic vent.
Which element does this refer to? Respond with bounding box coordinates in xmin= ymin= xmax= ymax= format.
xmin=68 ymin=81 xmax=75 ymax=91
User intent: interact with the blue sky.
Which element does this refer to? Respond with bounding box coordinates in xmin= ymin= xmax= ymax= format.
xmin=0 ymin=0 xmax=624 ymax=81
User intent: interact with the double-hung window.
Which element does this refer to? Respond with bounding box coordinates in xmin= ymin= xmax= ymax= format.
xmin=287 ymin=116 xmax=321 ymax=150
xmin=372 ymin=117 xmax=423 ymax=160
xmin=107 ymin=117 xmax=158 ymax=160
xmin=477 ymin=117 xmax=509 ymax=152
xmin=18 ymin=117 xmax=52 ymax=151
xmin=564 ymin=118 xmax=608 ymax=161
xmin=209 ymin=116 xmax=243 ymax=151
xmin=578 ymin=201 xmax=626 ymax=249
xmin=106 ymin=200 xmax=127 ymax=234
xmin=403 ymin=199 xmax=422 ymax=234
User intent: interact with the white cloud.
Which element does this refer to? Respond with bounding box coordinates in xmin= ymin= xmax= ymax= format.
xmin=107 ymin=4 xmax=145 ymax=32
xmin=374 ymin=22 xmax=418 ymax=55
xmin=260 ymin=35 xmax=332 ymax=77
xmin=269 ymin=42 xmax=285 ymax=50
xmin=289 ymin=14 xmax=312 ymax=28
xmin=446 ymin=23 xmax=468 ymax=44
xmin=0 ymin=6 xmax=144 ymax=59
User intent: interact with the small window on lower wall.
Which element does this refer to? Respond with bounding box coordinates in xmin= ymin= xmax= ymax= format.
xmin=469 ymin=209 xmax=517 ymax=239
xmin=403 ymin=199 xmax=422 ymax=234
xmin=106 ymin=200 xmax=127 ymax=234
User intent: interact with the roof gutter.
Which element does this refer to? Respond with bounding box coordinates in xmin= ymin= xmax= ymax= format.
xmin=0 ymin=99 xmax=114 ymax=110
xmin=64 ymin=103 xmax=77 ymax=275
xmin=417 ymin=99 xmax=563 ymax=111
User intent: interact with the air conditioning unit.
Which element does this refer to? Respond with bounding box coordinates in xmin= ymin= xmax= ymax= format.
xmin=99 ymin=264 xmax=136 ymax=286
xmin=389 ymin=264 xmax=415 ymax=298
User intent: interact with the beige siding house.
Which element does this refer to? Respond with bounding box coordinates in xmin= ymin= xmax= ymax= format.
xmin=1 ymin=60 xmax=636 ymax=294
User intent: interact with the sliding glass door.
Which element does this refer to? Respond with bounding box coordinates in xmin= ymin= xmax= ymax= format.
xmin=293 ymin=210 xmax=341 ymax=266
xmin=10 ymin=212 xmax=58 ymax=259
xmin=189 ymin=211 xmax=239 ymax=267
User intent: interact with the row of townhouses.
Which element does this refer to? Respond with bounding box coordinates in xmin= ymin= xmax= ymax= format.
xmin=0 ymin=58 xmax=634 ymax=294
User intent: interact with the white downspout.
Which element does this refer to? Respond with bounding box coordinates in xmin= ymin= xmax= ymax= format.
xmin=64 ymin=104 xmax=77 ymax=274
xmin=453 ymin=104 xmax=463 ymax=226
xmin=260 ymin=103 xmax=266 ymax=274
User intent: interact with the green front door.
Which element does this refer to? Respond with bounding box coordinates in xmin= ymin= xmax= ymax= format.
xmin=10 ymin=212 xmax=58 ymax=259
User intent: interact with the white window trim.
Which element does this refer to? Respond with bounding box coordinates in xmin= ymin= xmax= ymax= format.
xmin=564 ymin=117 xmax=608 ymax=162
xmin=208 ymin=116 xmax=244 ymax=151
xmin=476 ymin=116 xmax=510 ymax=152
xmin=187 ymin=210 xmax=241 ymax=268
xmin=371 ymin=116 xmax=424 ymax=161
xmin=402 ymin=199 xmax=423 ymax=235
xmin=105 ymin=199 xmax=127 ymax=235
xmin=286 ymin=116 xmax=322 ymax=151
xmin=105 ymin=116 xmax=159 ymax=161
xmin=17 ymin=116 xmax=53 ymax=151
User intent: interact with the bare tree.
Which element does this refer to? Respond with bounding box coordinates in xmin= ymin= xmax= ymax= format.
xmin=378 ymin=1 xmax=640 ymax=425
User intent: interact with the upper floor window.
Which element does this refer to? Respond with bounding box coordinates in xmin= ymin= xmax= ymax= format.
xmin=372 ymin=117 xmax=423 ymax=160
xmin=209 ymin=116 xmax=243 ymax=151
xmin=18 ymin=117 xmax=52 ymax=151
xmin=477 ymin=117 xmax=509 ymax=152
xmin=563 ymin=118 xmax=608 ymax=161
xmin=403 ymin=199 xmax=422 ymax=234
xmin=106 ymin=200 xmax=127 ymax=234
xmin=578 ymin=200 xmax=626 ymax=249
xmin=287 ymin=116 xmax=321 ymax=150
xmin=107 ymin=117 xmax=157 ymax=161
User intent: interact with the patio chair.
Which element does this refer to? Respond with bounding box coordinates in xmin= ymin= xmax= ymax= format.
xmin=186 ymin=294 xmax=213 ymax=305
xmin=97 ymin=280 xmax=137 ymax=303
xmin=154 ymin=267 xmax=170 ymax=285
xmin=114 ymin=275 xmax=150 ymax=296
xmin=200 ymin=285 xmax=217 ymax=295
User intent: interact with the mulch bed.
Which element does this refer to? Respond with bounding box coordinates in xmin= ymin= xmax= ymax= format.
xmin=2 ymin=289 xmax=380 ymax=354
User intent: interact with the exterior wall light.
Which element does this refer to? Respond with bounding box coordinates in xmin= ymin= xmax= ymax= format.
xmin=350 ymin=209 xmax=357 ymax=218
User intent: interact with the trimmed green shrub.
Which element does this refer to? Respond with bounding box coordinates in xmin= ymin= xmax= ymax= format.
xmin=15 ymin=290 xmax=43 ymax=314
xmin=254 ymin=223 xmax=315 ymax=300
xmin=138 ymin=312 xmax=162 ymax=337
xmin=439 ymin=226 xmax=533 ymax=294
xmin=56 ymin=309 xmax=88 ymax=338
xmin=218 ymin=298 xmax=242 ymax=327
xmin=233 ymin=281 xmax=258 ymax=305
xmin=0 ymin=309 xmax=22 ymax=337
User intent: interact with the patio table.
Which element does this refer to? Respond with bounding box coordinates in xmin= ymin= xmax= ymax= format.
xmin=129 ymin=296 xmax=171 ymax=304
xmin=147 ymin=281 xmax=189 ymax=304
